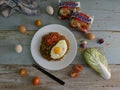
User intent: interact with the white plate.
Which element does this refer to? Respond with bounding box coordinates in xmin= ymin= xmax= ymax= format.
xmin=31 ymin=24 xmax=77 ymax=70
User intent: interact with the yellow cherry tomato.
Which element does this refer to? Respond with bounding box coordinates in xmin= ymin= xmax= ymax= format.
xmin=19 ymin=68 xmax=27 ymax=76
xmin=35 ymin=20 xmax=41 ymax=27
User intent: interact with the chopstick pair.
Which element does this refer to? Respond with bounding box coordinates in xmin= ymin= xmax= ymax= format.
xmin=32 ymin=64 xmax=65 ymax=85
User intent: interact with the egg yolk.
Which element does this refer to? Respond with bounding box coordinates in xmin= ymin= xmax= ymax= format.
xmin=61 ymin=8 xmax=69 ymax=15
xmin=72 ymin=20 xmax=78 ymax=27
xmin=54 ymin=47 xmax=61 ymax=54
xmin=63 ymin=10 xmax=68 ymax=15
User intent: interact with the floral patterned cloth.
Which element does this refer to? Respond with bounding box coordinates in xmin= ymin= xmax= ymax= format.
xmin=0 ymin=0 xmax=40 ymax=17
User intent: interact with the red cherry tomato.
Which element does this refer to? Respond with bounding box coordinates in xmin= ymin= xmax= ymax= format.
xmin=44 ymin=36 xmax=53 ymax=45
xmin=50 ymin=33 xmax=59 ymax=42
xmin=32 ymin=77 xmax=40 ymax=86
xmin=71 ymin=70 xmax=79 ymax=78
xmin=74 ymin=64 xmax=83 ymax=72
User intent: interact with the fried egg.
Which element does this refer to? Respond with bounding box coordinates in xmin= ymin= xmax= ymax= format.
xmin=60 ymin=8 xmax=70 ymax=16
xmin=71 ymin=19 xmax=80 ymax=28
xmin=50 ymin=40 xmax=68 ymax=59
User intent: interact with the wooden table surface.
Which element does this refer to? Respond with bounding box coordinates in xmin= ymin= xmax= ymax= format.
xmin=0 ymin=0 xmax=120 ymax=90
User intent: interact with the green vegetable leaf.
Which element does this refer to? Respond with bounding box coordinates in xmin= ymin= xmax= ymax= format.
xmin=83 ymin=48 xmax=111 ymax=80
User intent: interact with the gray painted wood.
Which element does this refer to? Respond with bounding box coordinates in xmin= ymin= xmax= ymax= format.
xmin=0 ymin=0 xmax=120 ymax=64
xmin=0 ymin=0 xmax=120 ymax=31
xmin=0 ymin=64 xmax=119 ymax=90
xmin=0 ymin=30 xmax=119 ymax=65
xmin=0 ymin=0 xmax=120 ymax=89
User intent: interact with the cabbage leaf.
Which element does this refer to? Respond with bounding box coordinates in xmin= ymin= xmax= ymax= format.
xmin=83 ymin=48 xmax=111 ymax=80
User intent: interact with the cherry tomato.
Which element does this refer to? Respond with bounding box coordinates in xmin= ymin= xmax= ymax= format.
xmin=44 ymin=36 xmax=53 ymax=45
xmin=50 ymin=33 xmax=59 ymax=42
xmin=71 ymin=70 xmax=79 ymax=78
xmin=19 ymin=68 xmax=27 ymax=76
xmin=32 ymin=77 xmax=40 ymax=86
xmin=35 ymin=20 xmax=41 ymax=27
xmin=46 ymin=37 xmax=53 ymax=45
xmin=74 ymin=64 xmax=83 ymax=72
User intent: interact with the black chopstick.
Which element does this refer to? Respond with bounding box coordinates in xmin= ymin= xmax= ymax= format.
xmin=32 ymin=64 xmax=65 ymax=85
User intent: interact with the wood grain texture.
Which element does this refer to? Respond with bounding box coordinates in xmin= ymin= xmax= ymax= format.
xmin=0 ymin=0 xmax=120 ymax=90
xmin=0 ymin=64 xmax=119 ymax=90
xmin=0 ymin=30 xmax=119 ymax=64
xmin=0 ymin=0 xmax=120 ymax=30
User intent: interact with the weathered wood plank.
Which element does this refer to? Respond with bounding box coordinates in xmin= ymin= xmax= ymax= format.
xmin=0 ymin=64 xmax=119 ymax=90
xmin=0 ymin=30 xmax=119 ymax=64
xmin=0 ymin=0 xmax=120 ymax=31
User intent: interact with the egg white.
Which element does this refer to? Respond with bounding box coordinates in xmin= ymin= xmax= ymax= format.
xmin=60 ymin=8 xmax=70 ymax=16
xmin=50 ymin=40 xmax=67 ymax=59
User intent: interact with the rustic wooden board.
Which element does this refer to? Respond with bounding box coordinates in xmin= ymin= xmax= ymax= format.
xmin=0 ymin=64 xmax=119 ymax=90
xmin=0 ymin=0 xmax=120 ymax=31
xmin=0 ymin=0 xmax=120 ymax=90
xmin=0 ymin=30 xmax=119 ymax=65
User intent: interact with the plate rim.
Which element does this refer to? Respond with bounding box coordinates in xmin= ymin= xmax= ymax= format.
xmin=31 ymin=24 xmax=77 ymax=70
